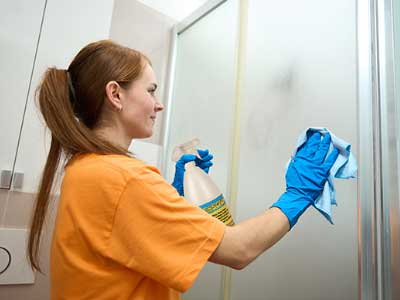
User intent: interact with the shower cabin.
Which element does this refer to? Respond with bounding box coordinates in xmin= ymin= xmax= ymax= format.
xmin=159 ymin=0 xmax=400 ymax=299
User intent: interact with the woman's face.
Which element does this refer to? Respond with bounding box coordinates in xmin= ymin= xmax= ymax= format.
xmin=119 ymin=64 xmax=164 ymax=139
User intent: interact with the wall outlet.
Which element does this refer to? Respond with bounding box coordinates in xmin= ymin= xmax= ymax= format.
xmin=0 ymin=228 xmax=35 ymax=284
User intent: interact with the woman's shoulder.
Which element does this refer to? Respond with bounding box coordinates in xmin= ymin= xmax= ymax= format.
xmin=65 ymin=153 xmax=161 ymax=186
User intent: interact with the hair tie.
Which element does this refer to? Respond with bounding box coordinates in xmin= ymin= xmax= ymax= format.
xmin=66 ymin=71 xmax=77 ymax=104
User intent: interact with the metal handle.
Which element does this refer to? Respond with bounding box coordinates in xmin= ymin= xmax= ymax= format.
xmin=0 ymin=170 xmax=24 ymax=190
xmin=0 ymin=170 xmax=12 ymax=189
xmin=12 ymin=172 xmax=24 ymax=189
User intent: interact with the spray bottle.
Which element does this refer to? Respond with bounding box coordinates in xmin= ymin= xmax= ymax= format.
xmin=172 ymin=138 xmax=235 ymax=226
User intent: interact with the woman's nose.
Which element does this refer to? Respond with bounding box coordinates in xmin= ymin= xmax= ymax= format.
xmin=155 ymin=101 xmax=164 ymax=112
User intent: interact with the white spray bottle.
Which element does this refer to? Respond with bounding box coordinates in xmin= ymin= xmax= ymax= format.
xmin=172 ymin=138 xmax=235 ymax=226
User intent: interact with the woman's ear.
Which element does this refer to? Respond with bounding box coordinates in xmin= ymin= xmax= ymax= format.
xmin=105 ymin=81 xmax=123 ymax=112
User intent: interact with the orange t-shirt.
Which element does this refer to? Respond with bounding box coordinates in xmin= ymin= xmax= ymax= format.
xmin=50 ymin=153 xmax=226 ymax=300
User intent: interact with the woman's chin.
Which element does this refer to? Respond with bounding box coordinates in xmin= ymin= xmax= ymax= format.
xmin=133 ymin=130 xmax=153 ymax=139
xmin=145 ymin=128 xmax=153 ymax=138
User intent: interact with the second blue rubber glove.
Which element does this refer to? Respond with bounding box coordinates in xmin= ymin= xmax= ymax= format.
xmin=172 ymin=149 xmax=214 ymax=196
xmin=272 ymin=132 xmax=340 ymax=229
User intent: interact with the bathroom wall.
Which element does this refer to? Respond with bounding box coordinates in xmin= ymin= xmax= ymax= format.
xmin=137 ymin=0 xmax=209 ymax=21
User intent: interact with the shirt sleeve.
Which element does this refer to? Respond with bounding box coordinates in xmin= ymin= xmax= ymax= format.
xmin=103 ymin=164 xmax=226 ymax=292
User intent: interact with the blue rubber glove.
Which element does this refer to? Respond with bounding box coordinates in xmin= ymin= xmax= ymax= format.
xmin=172 ymin=149 xmax=214 ymax=196
xmin=272 ymin=132 xmax=340 ymax=229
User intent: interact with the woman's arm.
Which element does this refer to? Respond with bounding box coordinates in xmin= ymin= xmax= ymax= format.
xmin=209 ymin=207 xmax=289 ymax=270
xmin=209 ymin=132 xmax=340 ymax=270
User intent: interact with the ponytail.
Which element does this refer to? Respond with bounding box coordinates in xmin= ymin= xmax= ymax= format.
xmin=28 ymin=137 xmax=61 ymax=272
xmin=28 ymin=68 xmax=126 ymax=272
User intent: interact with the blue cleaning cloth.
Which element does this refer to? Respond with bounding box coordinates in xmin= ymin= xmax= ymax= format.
xmin=287 ymin=127 xmax=358 ymax=224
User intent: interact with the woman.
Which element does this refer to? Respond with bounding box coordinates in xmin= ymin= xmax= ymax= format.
xmin=28 ymin=40 xmax=338 ymax=299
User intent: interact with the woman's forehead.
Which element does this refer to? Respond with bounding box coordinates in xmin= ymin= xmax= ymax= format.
xmin=141 ymin=64 xmax=157 ymax=83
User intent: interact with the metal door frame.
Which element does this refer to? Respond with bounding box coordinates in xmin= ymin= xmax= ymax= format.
xmin=376 ymin=0 xmax=400 ymax=299
xmin=357 ymin=0 xmax=399 ymax=299
xmin=160 ymin=0 xmax=228 ymax=176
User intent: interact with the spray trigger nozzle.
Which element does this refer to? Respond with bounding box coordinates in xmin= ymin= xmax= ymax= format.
xmin=172 ymin=138 xmax=200 ymax=161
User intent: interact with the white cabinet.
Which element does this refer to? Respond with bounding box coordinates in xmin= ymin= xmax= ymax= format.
xmin=2 ymin=0 xmax=115 ymax=194
xmin=0 ymin=0 xmax=115 ymax=289
xmin=0 ymin=0 xmax=46 ymax=189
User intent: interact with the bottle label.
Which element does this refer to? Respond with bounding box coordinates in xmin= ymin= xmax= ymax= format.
xmin=199 ymin=194 xmax=235 ymax=226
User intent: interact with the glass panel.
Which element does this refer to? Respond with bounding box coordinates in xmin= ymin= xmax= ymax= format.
xmin=231 ymin=0 xmax=358 ymax=299
xmin=395 ymin=0 xmax=400 ymax=161
xmin=165 ymin=1 xmax=238 ymax=299
xmin=0 ymin=0 xmax=46 ymax=188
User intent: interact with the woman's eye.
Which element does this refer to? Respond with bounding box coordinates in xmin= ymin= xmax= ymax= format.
xmin=148 ymin=89 xmax=156 ymax=95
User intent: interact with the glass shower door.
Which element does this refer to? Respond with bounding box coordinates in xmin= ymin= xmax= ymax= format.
xmin=162 ymin=0 xmax=400 ymax=299
xmin=163 ymin=1 xmax=239 ymax=299
xmin=231 ymin=0 xmax=358 ymax=299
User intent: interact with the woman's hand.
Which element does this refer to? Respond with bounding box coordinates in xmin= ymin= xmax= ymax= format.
xmin=272 ymin=132 xmax=339 ymax=228
xmin=171 ymin=149 xmax=214 ymax=196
